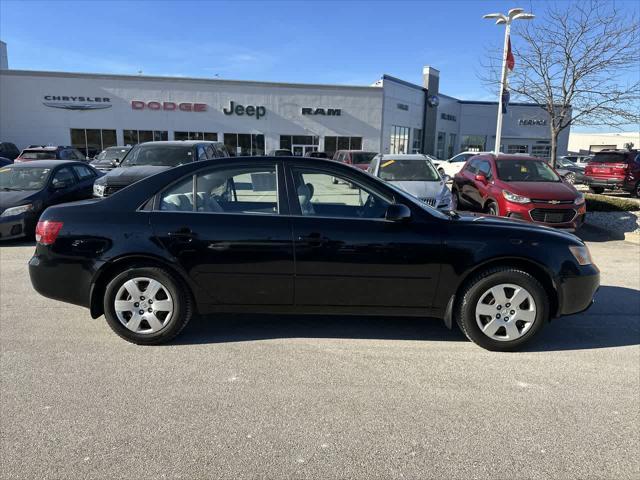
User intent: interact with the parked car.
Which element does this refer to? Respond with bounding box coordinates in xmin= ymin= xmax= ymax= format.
xmin=555 ymin=157 xmax=586 ymax=185
xmin=267 ymin=149 xmax=293 ymax=156
xmin=561 ymin=154 xmax=592 ymax=166
xmin=583 ymin=149 xmax=640 ymax=196
xmin=0 ymin=160 xmax=101 ymax=240
xmin=90 ymin=146 xmax=133 ymax=172
xmin=29 ymin=156 xmax=599 ymax=351
xmin=333 ymin=150 xmax=377 ymax=170
xmin=434 ymin=151 xmax=491 ymax=178
xmin=305 ymin=151 xmax=330 ymax=159
xmin=0 ymin=157 xmax=13 ymax=167
xmin=93 ymin=141 xmax=229 ymax=198
xmin=368 ymin=154 xmax=453 ymax=211
xmin=452 ymin=154 xmax=586 ymax=230
xmin=0 ymin=142 xmax=20 ymax=160
xmin=14 ymin=146 xmax=88 ymax=163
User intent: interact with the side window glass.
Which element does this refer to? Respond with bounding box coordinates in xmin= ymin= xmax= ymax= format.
xmin=195 ymin=166 xmax=278 ymax=215
xmin=478 ymin=160 xmax=492 ymax=178
xmin=72 ymin=165 xmax=95 ymax=180
xmin=51 ymin=167 xmax=76 ymax=187
xmin=197 ymin=145 xmax=207 ymax=161
xmin=59 ymin=149 xmax=72 ymax=160
xmin=291 ymin=168 xmax=390 ymax=219
xmin=159 ymin=176 xmax=194 ymax=211
xmin=205 ymin=145 xmax=215 ymax=159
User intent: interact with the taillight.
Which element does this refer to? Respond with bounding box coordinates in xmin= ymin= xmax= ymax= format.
xmin=35 ymin=221 xmax=63 ymax=245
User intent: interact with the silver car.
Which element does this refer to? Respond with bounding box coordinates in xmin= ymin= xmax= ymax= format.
xmin=367 ymin=154 xmax=453 ymax=210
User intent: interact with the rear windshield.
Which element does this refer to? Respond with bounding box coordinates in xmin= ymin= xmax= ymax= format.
xmin=0 ymin=166 xmax=51 ymax=190
xmin=378 ymin=159 xmax=440 ymax=182
xmin=19 ymin=150 xmax=57 ymax=160
xmin=121 ymin=145 xmax=193 ymax=167
xmin=592 ymin=153 xmax=627 ymax=163
xmin=96 ymin=148 xmax=130 ymax=161
xmin=351 ymin=152 xmax=377 ymax=165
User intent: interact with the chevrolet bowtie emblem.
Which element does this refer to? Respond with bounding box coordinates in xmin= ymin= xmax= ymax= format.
xmin=549 ymin=200 xmax=561 ymax=204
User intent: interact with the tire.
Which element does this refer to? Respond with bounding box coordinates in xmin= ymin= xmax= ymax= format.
xmin=486 ymin=201 xmax=499 ymax=216
xmin=103 ymin=266 xmax=193 ymax=345
xmin=632 ymin=182 xmax=640 ymax=198
xmin=590 ymin=186 xmax=604 ymax=194
xmin=452 ymin=189 xmax=461 ymax=211
xmin=454 ymin=267 xmax=549 ymax=351
xmin=564 ymin=172 xmax=576 ymax=184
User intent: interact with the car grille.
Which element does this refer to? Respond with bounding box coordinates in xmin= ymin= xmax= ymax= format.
xmin=104 ymin=185 xmax=126 ymax=196
xmin=420 ymin=197 xmax=436 ymax=207
xmin=531 ymin=199 xmax=574 ymax=205
xmin=530 ymin=208 xmax=576 ymax=224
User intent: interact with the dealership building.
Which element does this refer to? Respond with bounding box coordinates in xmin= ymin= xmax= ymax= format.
xmin=0 ymin=41 xmax=569 ymax=159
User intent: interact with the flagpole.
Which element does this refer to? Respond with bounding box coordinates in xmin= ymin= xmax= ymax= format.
xmin=483 ymin=8 xmax=535 ymax=155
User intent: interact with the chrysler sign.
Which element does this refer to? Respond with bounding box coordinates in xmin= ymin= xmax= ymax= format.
xmin=43 ymin=95 xmax=112 ymax=110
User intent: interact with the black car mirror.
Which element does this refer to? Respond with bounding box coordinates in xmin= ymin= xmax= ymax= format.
xmin=385 ymin=203 xmax=411 ymax=222
xmin=111 ymin=158 xmax=121 ymax=166
xmin=52 ymin=180 xmax=69 ymax=190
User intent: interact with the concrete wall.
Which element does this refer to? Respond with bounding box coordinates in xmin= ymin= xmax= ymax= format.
xmin=568 ymin=132 xmax=640 ymax=154
xmin=380 ymin=77 xmax=424 ymax=154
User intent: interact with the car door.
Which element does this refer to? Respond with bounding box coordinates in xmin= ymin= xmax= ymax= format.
xmin=47 ymin=166 xmax=80 ymax=206
xmin=471 ymin=159 xmax=494 ymax=207
xmin=71 ymin=164 xmax=98 ymax=198
xmin=286 ymin=163 xmax=442 ymax=310
xmin=150 ymin=160 xmax=294 ymax=306
xmin=458 ymin=159 xmax=480 ymax=208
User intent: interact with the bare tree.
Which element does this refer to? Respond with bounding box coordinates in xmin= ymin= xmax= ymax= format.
xmin=480 ymin=1 xmax=640 ymax=165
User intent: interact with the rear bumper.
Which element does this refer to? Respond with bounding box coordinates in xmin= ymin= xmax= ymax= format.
xmin=583 ymin=176 xmax=625 ymax=189
xmin=558 ymin=265 xmax=600 ymax=316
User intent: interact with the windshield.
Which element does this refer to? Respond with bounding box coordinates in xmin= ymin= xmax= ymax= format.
xmin=0 ymin=166 xmax=51 ymax=190
xmin=351 ymin=152 xmax=376 ymax=165
xmin=592 ymin=153 xmax=627 ymax=163
xmin=121 ymin=145 xmax=193 ymax=167
xmin=19 ymin=150 xmax=56 ymax=160
xmin=96 ymin=148 xmax=130 ymax=161
xmin=378 ymin=159 xmax=440 ymax=181
xmin=496 ymin=159 xmax=561 ymax=182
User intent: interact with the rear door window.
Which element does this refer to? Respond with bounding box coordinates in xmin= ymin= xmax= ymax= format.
xmin=72 ymin=165 xmax=96 ymax=180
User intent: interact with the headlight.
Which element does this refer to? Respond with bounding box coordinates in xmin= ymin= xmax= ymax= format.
xmin=1 ymin=204 xmax=33 ymax=217
xmin=569 ymin=245 xmax=592 ymax=266
xmin=93 ymin=183 xmax=105 ymax=197
xmin=502 ymin=190 xmax=530 ymax=204
xmin=574 ymin=194 xmax=585 ymax=205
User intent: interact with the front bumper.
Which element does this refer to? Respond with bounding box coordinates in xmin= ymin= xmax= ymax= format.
xmin=558 ymin=264 xmax=600 ymax=316
xmin=0 ymin=213 xmax=37 ymax=241
xmin=504 ymin=202 xmax=587 ymax=230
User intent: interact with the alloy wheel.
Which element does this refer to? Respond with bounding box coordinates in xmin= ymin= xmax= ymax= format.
xmin=114 ymin=277 xmax=174 ymax=334
xmin=475 ymin=283 xmax=536 ymax=341
xmin=565 ymin=173 xmax=576 ymax=184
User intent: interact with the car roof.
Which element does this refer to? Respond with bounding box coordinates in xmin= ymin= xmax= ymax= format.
xmin=5 ymin=160 xmax=82 ymax=167
xmin=138 ymin=141 xmax=221 ymax=146
xmin=22 ymin=146 xmax=68 ymax=151
xmin=105 ymin=145 xmax=131 ymax=150
xmin=379 ymin=154 xmax=432 ymax=160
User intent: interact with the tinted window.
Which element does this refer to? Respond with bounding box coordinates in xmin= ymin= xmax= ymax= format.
xmin=292 ymin=168 xmax=390 ymax=219
xmin=592 ymin=153 xmax=629 ymax=163
xmin=122 ymin=145 xmax=194 ymax=167
xmin=378 ymin=159 xmax=439 ymax=181
xmin=20 ymin=150 xmax=57 ymax=160
xmin=0 ymin=166 xmax=51 ymax=190
xmin=51 ymin=167 xmax=76 ymax=187
xmin=96 ymin=148 xmax=130 ymax=161
xmin=159 ymin=177 xmax=194 ymax=211
xmin=351 ymin=152 xmax=376 ymax=165
xmin=72 ymin=165 xmax=96 ymax=180
xmin=496 ymin=159 xmax=561 ymax=182
xmin=477 ymin=160 xmax=492 ymax=178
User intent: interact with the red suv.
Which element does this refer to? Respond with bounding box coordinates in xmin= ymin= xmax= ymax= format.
xmin=453 ymin=154 xmax=586 ymax=230
xmin=333 ymin=150 xmax=377 ymax=170
xmin=584 ymin=149 xmax=640 ymax=196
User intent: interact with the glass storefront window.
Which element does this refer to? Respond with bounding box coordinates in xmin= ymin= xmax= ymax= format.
xmin=70 ymin=128 xmax=117 ymax=158
xmin=507 ymin=145 xmax=529 ymax=154
xmin=460 ymin=135 xmax=487 ymax=152
xmin=224 ymin=133 xmax=265 ymax=156
xmin=436 ymin=132 xmax=446 ymax=159
xmin=531 ymin=145 xmax=551 ymax=159
xmin=175 ymin=131 xmax=218 ymax=141
xmin=323 ymin=136 xmax=363 ymax=156
xmin=412 ymin=129 xmax=422 ymax=153
xmin=324 ymin=137 xmax=336 ymax=155
xmin=390 ymin=126 xmax=409 ymax=154
xmin=123 ymin=130 xmax=167 ymax=145
xmin=448 ymin=133 xmax=456 ymax=158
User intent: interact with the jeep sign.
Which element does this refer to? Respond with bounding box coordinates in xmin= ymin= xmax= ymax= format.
xmin=223 ymin=101 xmax=266 ymax=119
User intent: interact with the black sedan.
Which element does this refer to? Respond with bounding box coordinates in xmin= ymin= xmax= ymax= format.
xmin=28 ymin=157 xmax=599 ymax=350
xmin=555 ymin=157 xmax=586 ymax=184
xmin=0 ymin=160 xmax=101 ymax=240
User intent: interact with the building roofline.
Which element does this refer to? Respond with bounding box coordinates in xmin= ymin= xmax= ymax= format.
xmin=382 ymin=74 xmax=424 ymax=91
xmin=457 ymin=99 xmax=543 ymax=107
xmin=0 ymin=68 xmax=383 ymax=92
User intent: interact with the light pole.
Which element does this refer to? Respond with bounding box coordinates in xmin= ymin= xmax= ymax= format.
xmin=483 ymin=8 xmax=534 ymax=154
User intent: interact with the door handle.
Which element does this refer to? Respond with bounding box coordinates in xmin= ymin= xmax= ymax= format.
xmin=298 ymin=233 xmax=327 ymax=247
xmin=168 ymin=227 xmax=196 ymax=240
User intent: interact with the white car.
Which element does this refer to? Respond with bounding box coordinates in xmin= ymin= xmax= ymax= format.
xmin=433 ymin=151 xmax=490 ymax=178
xmin=368 ymin=154 xmax=453 ymax=210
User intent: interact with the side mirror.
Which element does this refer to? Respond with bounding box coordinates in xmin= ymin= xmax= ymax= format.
xmin=475 ymin=174 xmax=488 ymax=184
xmin=385 ymin=203 xmax=411 ymax=222
xmin=52 ymin=180 xmax=68 ymax=190
xmin=442 ymin=174 xmax=451 ymax=182
xmin=111 ymin=158 xmax=121 ymax=167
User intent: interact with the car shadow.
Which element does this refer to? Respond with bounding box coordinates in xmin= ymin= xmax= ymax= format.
xmin=578 ymin=215 xmax=639 ymax=242
xmin=0 ymin=238 xmax=35 ymax=248
xmin=173 ymin=286 xmax=639 ymax=351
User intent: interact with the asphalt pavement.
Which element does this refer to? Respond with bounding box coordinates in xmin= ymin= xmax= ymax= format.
xmin=1 ymin=229 xmax=638 ymax=479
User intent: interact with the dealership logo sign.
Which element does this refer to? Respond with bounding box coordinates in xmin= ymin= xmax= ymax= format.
xmin=43 ymin=95 xmax=112 ymax=110
xmin=518 ymin=118 xmax=547 ymax=126
xmin=223 ymin=101 xmax=266 ymax=119
xmin=302 ymin=107 xmax=341 ymax=116
xmin=131 ymin=100 xmax=207 ymax=112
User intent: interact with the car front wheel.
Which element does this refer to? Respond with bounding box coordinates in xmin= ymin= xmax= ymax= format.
xmin=455 ymin=268 xmax=548 ymax=351
xmin=486 ymin=201 xmax=499 ymax=216
xmin=103 ymin=266 xmax=193 ymax=345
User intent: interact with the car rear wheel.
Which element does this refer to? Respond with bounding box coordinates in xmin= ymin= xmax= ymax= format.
xmin=455 ymin=267 xmax=548 ymax=351
xmin=564 ymin=172 xmax=576 ymax=184
xmin=103 ymin=267 xmax=193 ymax=345
xmin=633 ymin=182 xmax=640 ymax=198
xmin=590 ymin=186 xmax=604 ymax=194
